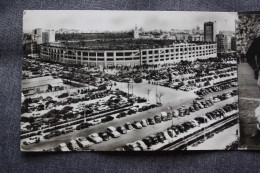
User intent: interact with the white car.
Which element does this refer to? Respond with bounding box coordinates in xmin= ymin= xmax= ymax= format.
xmin=140 ymin=119 xmax=148 ymax=127
xmin=91 ymin=119 xmax=101 ymax=125
xmin=88 ymin=133 xmax=103 ymax=143
xmin=107 ymin=126 xmax=121 ymax=138
xmin=58 ymin=143 xmax=70 ymax=152
xmin=214 ymin=98 xmax=220 ymax=103
xmin=75 ymin=137 xmax=92 ymax=148
xmin=23 ymin=137 xmax=40 ymax=145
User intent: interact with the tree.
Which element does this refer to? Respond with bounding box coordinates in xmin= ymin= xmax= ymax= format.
xmin=145 ymin=88 xmax=152 ymax=101
xmin=156 ymin=91 xmax=165 ymax=104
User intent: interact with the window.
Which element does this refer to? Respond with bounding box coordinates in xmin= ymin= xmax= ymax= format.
xmin=97 ymin=58 xmax=104 ymax=61
xmin=154 ymin=50 xmax=158 ymax=54
xmin=125 ymin=58 xmax=132 ymax=60
xmin=142 ymin=51 xmax=147 ymax=55
xmin=83 ymin=52 xmax=88 ymax=56
xmin=125 ymin=52 xmax=132 ymax=56
xmin=107 ymin=52 xmax=114 ymax=56
xmin=116 ymin=58 xmax=124 ymax=61
xmin=77 ymin=52 xmax=81 ymax=56
xmin=116 ymin=52 xmax=123 ymax=56
xmin=83 ymin=58 xmax=88 ymax=60
xmin=89 ymin=58 xmax=96 ymax=61
xmin=149 ymin=60 xmax=153 ymax=62
xmin=97 ymin=53 xmax=104 ymax=57
xmin=89 ymin=52 xmax=96 ymax=56
xmin=133 ymin=57 xmax=139 ymax=60
xmin=149 ymin=51 xmax=153 ymax=54
xmin=107 ymin=58 xmax=114 ymax=61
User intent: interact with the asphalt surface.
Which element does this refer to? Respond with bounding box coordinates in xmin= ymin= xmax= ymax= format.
xmin=21 ymin=83 xmax=237 ymax=151
xmin=238 ymin=63 xmax=260 ymax=150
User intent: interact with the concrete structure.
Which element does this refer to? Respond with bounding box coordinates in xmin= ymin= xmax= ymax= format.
xmin=216 ymin=34 xmax=228 ymax=53
xmin=40 ymin=42 xmax=217 ymax=68
xmin=188 ymin=34 xmax=204 ymax=42
xmin=22 ymin=76 xmax=63 ymax=96
xmin=204 ymin=21 xmax=217 ymax=42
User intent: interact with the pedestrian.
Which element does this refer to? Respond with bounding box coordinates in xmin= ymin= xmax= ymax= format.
xmin=246 ymin=35 xmax=260 ymax=138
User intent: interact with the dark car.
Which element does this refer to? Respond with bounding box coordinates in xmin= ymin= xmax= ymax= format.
xmin=147 ymin=118 xmax=155 ymax=125
xmin=182 ymin=122 xmax=193 ymax=131
xmin=101 ymin=115 xmax=114 ymax=123
xmin=117 ymin=126 xmax=127 ymax=134
xmin=167 ymin=112 xmax=173 ymax=120
xmin=116 ymin=112 xmax=127 ymax=118
xmin=76 ymin=122 xmax=92 ymax=130
xmin=98 ymin=132 xmax=110 ymax=141
xmin=43 ymin=133 xmax=54 ymax=139
xmin=142 ymin=137 xmax=153 ymax=147
xmin=157 ymin=132 xmax=166 ymax=142
xmin=169 ymin=125 xmax=180 ymax=135
xmin=154 ymin=115 xmax=161 ymax=123
xmin=176 ymin=125 xmax=185 ymax=133
xmin=150 ymin=135 xmax=159 ymax=145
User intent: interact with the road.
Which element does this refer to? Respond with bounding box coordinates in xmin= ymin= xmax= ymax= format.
xmin=21 ymin=84 xmax=237 ymax=151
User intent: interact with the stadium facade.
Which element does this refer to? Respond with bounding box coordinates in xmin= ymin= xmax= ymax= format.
xmin=40 ymin=42 xmax=217 ymax=67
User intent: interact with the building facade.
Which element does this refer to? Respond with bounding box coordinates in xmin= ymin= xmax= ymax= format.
xmin=216 ymin=34 xmax=228 ymax=53
xmin=40 ymin=42 xmax=217 ymax=67
xmin=32 ymin=28 xmax=55 ymax=44
xmin=204 ymin=21 xmax=217 ymax=42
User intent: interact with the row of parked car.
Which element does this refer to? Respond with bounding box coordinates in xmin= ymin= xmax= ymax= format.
xmin=195 ymin=81 xmax=237 ymax=97
xmin=122 ymin=102 xmax=238 ymax=151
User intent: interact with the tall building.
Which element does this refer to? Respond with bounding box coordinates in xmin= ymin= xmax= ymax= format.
xmin=42 ymin=29 xmax=55 ymax=43
xmin=216 ymin=34 xmax=228 ymax=53
xmin=231 ymin=37 xmax=237 ymax=51
xmin=32 ymin=28 xmax=55 ymax=44
xmin=32 ymin=28 xmax=43 ymax=44
xmin=204 ymin=21 xmax=217 ymax=42
xmin=134 ymin=25 xmax=140 ymax=39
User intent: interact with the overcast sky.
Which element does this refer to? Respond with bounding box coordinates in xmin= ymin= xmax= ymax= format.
xmin=23 ymin=10 xmax=237 ymax=33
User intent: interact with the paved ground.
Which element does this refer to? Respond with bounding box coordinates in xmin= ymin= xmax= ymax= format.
xmin=238 ymin=63 xmax=260 ymax=149
xmin=21 ymin=83 xmax=237 ymax=151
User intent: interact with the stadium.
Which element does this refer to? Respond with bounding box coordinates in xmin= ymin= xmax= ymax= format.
xmin=40 ymin=39 xmax=217 ymax=68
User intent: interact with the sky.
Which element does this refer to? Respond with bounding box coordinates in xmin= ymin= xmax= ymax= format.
xmin=23 ymin=10 xmax=237 ymax=33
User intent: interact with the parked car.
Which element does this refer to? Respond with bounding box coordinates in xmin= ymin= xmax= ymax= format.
xmin=154 ymin=115 xmax=161 ymax=123
xmin=123 ymin=143 xmax=142 ymax=151
xmin=75 ymin=137 xmax=92 ymax=148
xmin=107 ymin=126 xmax=121 ymax=138
xmin=133 ymin=121 xmax=142 ymax=129
xmin=147 ymin=118 xmax=155 ymax=125
xmin=23 ymin=136 xmax=40 ymax=145
xmin=140 ymin=119 xmax=148 ymax=127
xmin=125 ymin=122 xmax=134 ymax=130
xmin=116 ymin=112 xmax=127 ymax=118
xmin=58 ymin=143 xmax=70 ymax=152
xmin=98 ymin=132 xmax=110 ymax=141
xmin=161 ymin=112 xmax=167 ymax=121
xmin=136 ymin=140 xmax=148 ymax=150
xmin=117 ymin=126 xmax=127 ymax=134
xmin=101 ymin=116 xmax=114 ymax=123
xmin=68 ymin=140 xmax=80 ymax=151
xmin=88 ymin=133 xmax=103 ymax=143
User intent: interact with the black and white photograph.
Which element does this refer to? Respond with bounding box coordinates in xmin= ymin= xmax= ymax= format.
xmin=236 ymin=12 xmax=260 ymax=150
xmin=21 ymin=10 xmax=239 ymax=151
